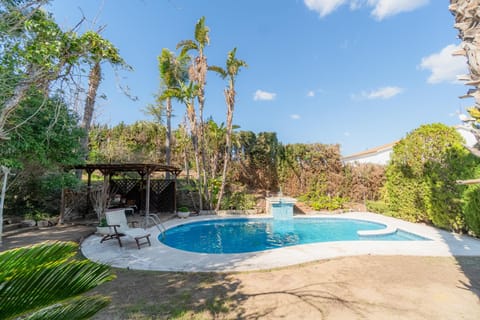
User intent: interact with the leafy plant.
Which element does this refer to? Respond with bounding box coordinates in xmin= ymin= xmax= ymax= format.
xmin=384 ymin=123 xmax=480 ymax=232
xmin=220 ymin=192 xmax=256 ymax=210
xmin=178 ymin=206 xmax=189 ymax=212
xmin=98 ymin=217 xmax=108 ymax=227
xmin=366 ymin=200 xmax=389 ymax=214
xmin=0 ymin=241 xmax=114 ymax=319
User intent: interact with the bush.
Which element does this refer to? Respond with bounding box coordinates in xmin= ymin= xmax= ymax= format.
xmin=366 ymin=200 xmax=389 ymax=214
xmin=220 ymin=192 xmax=256 ymax=210
xmin=299 ymin=191 xmax=348 ymax=211
xmin=384 ymin=123 xmax=479 ymax=232
xmin=463 ymin=183 xmax=480 ymax=236
xmin=309 ymin=196 xmax=347 ymax=211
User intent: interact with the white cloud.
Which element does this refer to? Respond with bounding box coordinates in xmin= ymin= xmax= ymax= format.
xmin=349 ymin=0 xmax=364 ymax=10
xmin=307 ymin=90 xmax=315 ymax=97
xmin=304 ymin=0 xmax=428 ymax=19
xmin=291 ymin=114 xmax=301 ymax=120
xmin=344 ymin=131 xmax=351 ymax=136
xmin=253 ymin=89 xmax=276 ymax=101
xmin=368 ymin=0 xmax=429 ymax=20
xmin=362 ymin=86 xmax=404 ymax=99
xmin=304 ymin=0 xmax=347 ymax=17
xmin=419 ymin=44 xmax=468 ymax=84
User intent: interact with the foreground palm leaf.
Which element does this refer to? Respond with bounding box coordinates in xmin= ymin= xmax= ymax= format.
xmin=0 ymin=241 xmax=114 ymax=320
xmin=24 ymin=295 xmax=110 ymax=320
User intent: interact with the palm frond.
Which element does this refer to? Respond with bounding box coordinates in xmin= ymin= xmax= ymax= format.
xmin=194 ymin=16 xmax=209 ymax=47
xmin=25 ymin=295 xmax=110 ymax=320
xmin=0 ymin=241 xmax=77 ymax=279
xmin=208 ymin=65 xmax=227 ymax=79
xmin=176 ymin=40 xmax=197 ymax=56
xmin=226 ymin=47 xmax=247 ymax=78
xmin=0 ymin=241 xmax=114 ymax=320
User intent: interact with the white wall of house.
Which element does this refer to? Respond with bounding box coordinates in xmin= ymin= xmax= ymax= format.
xmin=456 ymin=125 xmax=477 ymax=148
xmin=342 ymin=148 xmax=392 ymax=166
xmin=342 ymin=125 xmax=478 ymax=166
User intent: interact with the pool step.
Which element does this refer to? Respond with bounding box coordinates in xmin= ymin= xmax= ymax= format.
xmin=357 ymin=225 xmax=397 ymax=236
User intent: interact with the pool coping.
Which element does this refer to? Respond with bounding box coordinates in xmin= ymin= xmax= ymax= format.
xmin=81 ymin=212 xmax=480 ymax=272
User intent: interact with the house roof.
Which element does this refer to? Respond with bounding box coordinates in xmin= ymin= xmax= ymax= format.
xmin=342 ymin=141 xmax=399 ymax=162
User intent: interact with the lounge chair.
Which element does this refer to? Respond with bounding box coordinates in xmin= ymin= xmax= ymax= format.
xmin=100 ymin=209 xmax=151 ymax=249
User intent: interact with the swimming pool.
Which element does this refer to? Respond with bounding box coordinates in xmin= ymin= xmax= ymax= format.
xmin=160 ymin=217 xmax=428 ymax=254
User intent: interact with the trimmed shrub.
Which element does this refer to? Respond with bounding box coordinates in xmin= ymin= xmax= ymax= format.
xmin=462 ymin=163 xmax=480 ymax=236
xmin=384 ymin=123 xmax=479 ymax=232
xmin=462 ymin=184 xmax=480 ymax=236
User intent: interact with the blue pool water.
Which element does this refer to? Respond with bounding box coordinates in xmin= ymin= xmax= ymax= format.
xmin=160 ymin=218 xmax=429 ymax=254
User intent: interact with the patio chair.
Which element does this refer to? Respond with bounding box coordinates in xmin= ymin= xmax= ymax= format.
xmin=100 ymin=209 xmax=151 ymax=249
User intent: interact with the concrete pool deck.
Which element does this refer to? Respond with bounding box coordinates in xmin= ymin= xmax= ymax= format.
xmin=81 ymin=212 xmax=480 ymax=272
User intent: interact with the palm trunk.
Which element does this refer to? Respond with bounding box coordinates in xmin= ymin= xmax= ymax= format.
xmin=196 ymin=54 xmax=212 ymax=208
xmin=77 ymin=62 xmax=101 ymax=178
xmin=165 ymin=97 xmax=172 ymax=179
xmin=197 ymin=82 xmax=211 ymax=209
xmin=186 ymin=101 xmax=203 ymax=210
xmin=80 ymin=62 xmax=101 ymax=155
xmin=215 ymin=86 xmax=235 ymax=211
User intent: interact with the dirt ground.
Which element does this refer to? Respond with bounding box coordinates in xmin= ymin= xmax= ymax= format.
xmin=2 ymin=225 xmax=480 ymax=319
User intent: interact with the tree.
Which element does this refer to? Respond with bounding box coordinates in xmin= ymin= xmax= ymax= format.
xmin=156 ymin=48 xmax=190 ymax=172
xmin=163 ymin=82 xmax=205 ymax=209
xmin=78 ymin=31 xmax=128 ymax=164
xmin=209 ymin=48 xmax=247 ymax=211
xmin=0 ymin=241 xmax=113 ymax=319
xmin=0 ymin=1 xmax=85 ymax=141
xmin=177 ymin=16 xmax=211 ymax=208
xmin=384 ymin=123 xmax=477 ymax=231
xmin=0 ymin=92 xmax=84 ymax=218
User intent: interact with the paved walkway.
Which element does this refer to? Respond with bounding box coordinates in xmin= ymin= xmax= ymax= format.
xmin=81 ymin=212 xmax=480 ymax=272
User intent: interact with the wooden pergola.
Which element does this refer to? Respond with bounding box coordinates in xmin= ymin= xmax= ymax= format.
xmin=72 ymin=163 xmax=182 ymax=216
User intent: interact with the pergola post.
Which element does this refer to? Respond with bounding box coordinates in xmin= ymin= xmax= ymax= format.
xmin=173 ymin=170 xmax=178 ymax=213
xmin=85 ymin=169 xmax=94 ymax=218
xmin=145 ymin=171 xmax=151 ymax=217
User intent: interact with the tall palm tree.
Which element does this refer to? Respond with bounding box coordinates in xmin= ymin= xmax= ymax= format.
xmin=157 ymin=48 xmax=190 ymax=172
xmin=177 ymin=16 xmax=212 ymax=208
xmin=176 ymin=16 xmax=209 ymax=127
xmin=163 ymin=82 xmax=204 ymax=210
xmin=209 ymin=48 xmax=247 ymax=211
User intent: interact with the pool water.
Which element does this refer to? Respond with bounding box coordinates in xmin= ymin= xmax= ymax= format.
xmin=160 ymin=218 xmax=429 ymax=254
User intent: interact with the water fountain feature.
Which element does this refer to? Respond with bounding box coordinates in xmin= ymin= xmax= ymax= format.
xmin=265 ymin=190 xmax=297 ymax=220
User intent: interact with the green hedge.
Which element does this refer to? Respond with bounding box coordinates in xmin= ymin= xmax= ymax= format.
xmin=383 ymin=123 xmax=480 ymax=233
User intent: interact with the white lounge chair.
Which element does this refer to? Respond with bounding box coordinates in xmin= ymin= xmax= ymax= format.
xmin=100 ymin=209 xmax=151 ymax=249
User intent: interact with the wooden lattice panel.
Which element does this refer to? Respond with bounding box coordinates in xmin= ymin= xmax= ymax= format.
xmin=111 ymin=179 xmax=139 ymax=194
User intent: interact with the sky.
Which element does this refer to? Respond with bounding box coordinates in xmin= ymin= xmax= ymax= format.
xmin=47 ymin=0 xmax=470 ymax=156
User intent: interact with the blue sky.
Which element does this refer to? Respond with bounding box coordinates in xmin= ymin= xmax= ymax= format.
xmin=47 ymin=0 xmax=469 ymax=156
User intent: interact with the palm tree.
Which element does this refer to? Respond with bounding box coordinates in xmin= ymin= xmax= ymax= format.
xmin=79 ymin=31 xmax=128 ymax=164
xmin=163 ymin=82 xmax=204 ymax=210
xmin=177 ymin=16 xmax=211 ymax=208
xmin=157 ymin=48 xmax=190 ymax=173
xmin=209 ymin=48 xmax=247 ymax=211
xmin=0 ymin=241 xmax=113 ymax=319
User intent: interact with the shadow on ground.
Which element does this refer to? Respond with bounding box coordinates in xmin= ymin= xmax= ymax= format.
xmin=89 ymin=267 xmax=379 ymax=320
